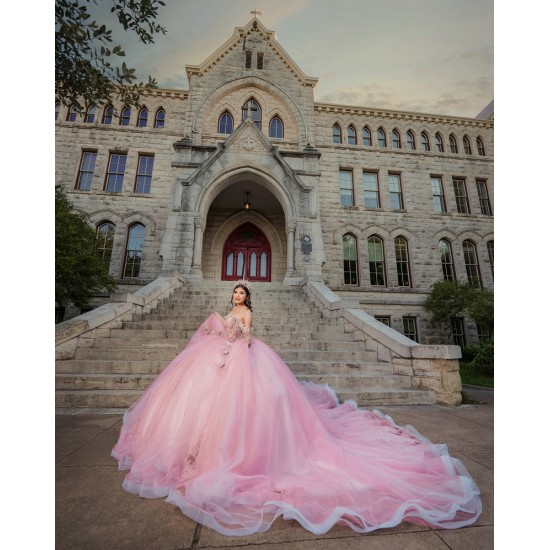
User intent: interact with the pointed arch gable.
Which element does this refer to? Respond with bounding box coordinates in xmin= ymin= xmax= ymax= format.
xmin=191 ymin=76 xmax=307 ymax=142
xmin=457 ymin=229 xmax=483 ymax=242
xmin=88 ymin=210 xmax=123 ymax=225
xmin=196 ymin=165 xmax=296 ymax=223
xmin=389 ymin=227 xmax=418 ymax=247
xmin=332 ymin=223 xmax=363 ymax=244
xmin=122 ymin=211 xmax=157 ymax=235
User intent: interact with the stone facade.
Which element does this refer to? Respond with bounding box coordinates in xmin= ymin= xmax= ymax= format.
xmin=55 ymin=18 xmax=493 ymax=346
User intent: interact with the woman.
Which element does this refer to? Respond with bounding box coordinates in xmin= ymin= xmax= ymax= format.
xmin=112 ymin=281 xmax=481 ymax=536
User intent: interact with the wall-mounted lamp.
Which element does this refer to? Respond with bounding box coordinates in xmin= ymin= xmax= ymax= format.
xmin=244 ymin=191 xmax=251 ymax=211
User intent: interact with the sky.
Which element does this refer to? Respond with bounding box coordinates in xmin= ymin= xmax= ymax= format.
xmin=89 ymin=0 xmax=494 ymax=118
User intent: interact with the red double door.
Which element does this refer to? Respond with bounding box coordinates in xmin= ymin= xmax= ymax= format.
xmin=221 ymin=223 xmax=271 ymax=282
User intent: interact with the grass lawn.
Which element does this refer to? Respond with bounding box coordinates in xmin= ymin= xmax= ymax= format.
xmin=459 ymin=363 xmax=494 ymax=388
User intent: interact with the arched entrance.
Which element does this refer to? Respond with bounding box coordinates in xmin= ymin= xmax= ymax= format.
xmin=221 ymin=222 xmax=271 ymax=281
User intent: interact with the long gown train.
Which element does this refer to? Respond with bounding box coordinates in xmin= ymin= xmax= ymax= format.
xmin=112 ymin=313 xmax=482 ymax=536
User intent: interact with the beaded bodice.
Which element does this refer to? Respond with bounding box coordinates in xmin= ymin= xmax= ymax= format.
xmin=200 ymin=314 xmax=251 ymax=342
xmin=224 ymin=315 xmax=251 ymax=342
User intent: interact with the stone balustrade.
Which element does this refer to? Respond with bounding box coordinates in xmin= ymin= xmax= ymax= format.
xmin=302 ymin=280 xmax=463 ymax=406
xmin=55 ymin=273 xmax=185 ymax=360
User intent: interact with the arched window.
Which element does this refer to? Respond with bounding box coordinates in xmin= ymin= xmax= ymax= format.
xmin=487 ymin=240 xmax=494 ymax=278
xmin=347 ymin=125 xmax=357 ymax=145
xmin=439 ymin=239 xmax=455 ymax=281
xmin=269 ymin=116 xmax=284 ymax=139
xmin=96 ymin=222 xmax=115 ymax=268
xmin=421 ymin=132 xmax=430 ymax=151
xmin=120 ymin=106 xmax=131 ymax=126
xmin=137 ymin=107 xmax=148 ymax=127
xmin=123 ymin=223 xmax=145 ymax=278
xmin=435 ymin=133 xmax=444 ymax=152
xmin=368 ymin=235 xmax=386 ymax=286
xmin=218 ymin=112 xmax=234 ymax=134
xmin=391 ymin=129 xmax=401 ymax=148
xmin=463 ymin=240 xmax=482 ymax=288
xmin=332 ymin=124 xmax=342 ymax=144
xmin=343 ymin=234 xmax=359 ymax=285
xmin=377 ymin=128 xmax=387 ymax=147
xmin=66 ymin=104 xmax=78 ymax=122
xmin=102 ymin=105 xmax=114 ymax=125
xmin=449 ymin=134 xmax=458 ymax=154
xmin=362 ymin=126 xmax=372 ymax=146
xmin=406 ymin=130 xmax=415 ymax=150
xmin=242 ymin=98 xmax=261 ymax=129
xmin=395 ymin=237 xmax=411 ymax=287
xmin=476 ymin=137 xmax=486 ymax=156
xmin=154 ymin=108 xmax=165 ymax=128
xmin=55 ymin=102 xmax=60 ymax=121
xmin=84 ymin=105 xmax=96 ymax=123
xmin=463 ymin=136 xmax=472 ymax=154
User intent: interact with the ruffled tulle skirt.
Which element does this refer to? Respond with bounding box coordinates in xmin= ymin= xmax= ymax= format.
xmin=112 ymin=314 xmax=481 ymax=536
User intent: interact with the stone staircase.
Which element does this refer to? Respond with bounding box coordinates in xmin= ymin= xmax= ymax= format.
xmin=55 ymin=282 xmax=436 ymax=409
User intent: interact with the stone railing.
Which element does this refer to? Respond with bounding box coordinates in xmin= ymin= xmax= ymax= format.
xmin=55 ymin=273 xmax=185 ymax=360
xmin=302 ymin=280 xmax=463 ymax=406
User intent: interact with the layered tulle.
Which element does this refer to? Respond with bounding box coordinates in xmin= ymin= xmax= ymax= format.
xmin=112 ymin=314 xmax=481 ymax=536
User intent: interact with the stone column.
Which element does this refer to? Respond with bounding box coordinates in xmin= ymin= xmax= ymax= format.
xmin=286 ymin=223 xmax=296 ymax=272
xmin=283 ymin=222 xmax=298 ymax=286
xmin=190 ymin=217 xmax=205 ymax=281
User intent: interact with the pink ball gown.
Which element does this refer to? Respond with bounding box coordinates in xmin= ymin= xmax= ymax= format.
xmin=112 ymin=313 xmax=482 ymax=536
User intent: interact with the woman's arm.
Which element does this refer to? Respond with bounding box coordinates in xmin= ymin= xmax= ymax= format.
xmin=243 ymin=310 xmax=252 ymax=347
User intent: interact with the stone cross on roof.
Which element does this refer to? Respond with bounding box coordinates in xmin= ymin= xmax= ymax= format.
xmin=250 ymin=8 xmax=262 ymax=18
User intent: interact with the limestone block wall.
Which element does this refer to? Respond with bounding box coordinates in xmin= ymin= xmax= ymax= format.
xmin=313 ymin=106 xmax=494 ymax=290
xmin=55 ymin=90 xmax=189 ymax=283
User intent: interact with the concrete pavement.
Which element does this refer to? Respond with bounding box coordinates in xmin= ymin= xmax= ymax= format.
xmin=56 ymin=385 xmax=493 ymax=549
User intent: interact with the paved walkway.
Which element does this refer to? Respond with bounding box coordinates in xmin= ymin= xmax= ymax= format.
xmin=56 ymin=386 xmax=493 ymax=549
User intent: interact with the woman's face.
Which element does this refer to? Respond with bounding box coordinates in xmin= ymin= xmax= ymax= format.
xmin=233 ymin=286 xmax=247 ymax=305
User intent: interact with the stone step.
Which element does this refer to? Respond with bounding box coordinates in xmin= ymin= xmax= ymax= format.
xmin=56 ymin=373 xmax=156 ymax=391
xmin=337 ymin=388 xmax=437 ymax=407
xmin=91 ymin=337 xmax=183 ymax=349
xmin=90 ymin=336 xmax=365 ymax=352
xmin=292 ymin=373 xmax=411 ymax=390
xmin=73 ymin=348 xmax=180 ymax=361
xmin=287 ymin=361 xmax=394 ymax=375
xmin=276 ymin=349 xmax=376 ymax=362
xmin=131 ymin=313 xmax=323 ymax=322
xmin=106 ymin=328 xmax=358 ymax=342
xmin=55 ymin=360 xmax=169 ymax=375
xmin=56 ymin=372 xmax=410 ymax=392
xmin=55 ymin=360 xmax=393 ymax=377
xmin=55 ymin=386 xmax=437 ymax=409
xmin=121 ymin=320 xmax=344 ymax=331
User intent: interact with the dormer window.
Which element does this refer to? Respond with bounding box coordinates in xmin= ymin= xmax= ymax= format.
xmin=257 ymin=52 xmax=264 ymax=69
xmin=245 ymin=51 xmax=252 ymax=68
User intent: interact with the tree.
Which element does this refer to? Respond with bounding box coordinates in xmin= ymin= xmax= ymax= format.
xmin=55 ymin=0 xmax=166 ymax=113
xmin=56 ymin=186 xmax=118 ymax=309
xmin=423 ymin=280 xmax=494 ymax=336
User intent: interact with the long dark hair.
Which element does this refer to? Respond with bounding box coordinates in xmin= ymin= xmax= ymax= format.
xmin=231 ymin=284 xmax=253 ymax=311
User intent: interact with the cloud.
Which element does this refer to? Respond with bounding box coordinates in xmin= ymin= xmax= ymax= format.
xmin=317 ymin=82 xmax=492 ymax=118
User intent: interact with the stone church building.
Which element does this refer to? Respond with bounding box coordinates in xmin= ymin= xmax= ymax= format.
xmin=55 ymin=17 xmax=493 ymax=347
